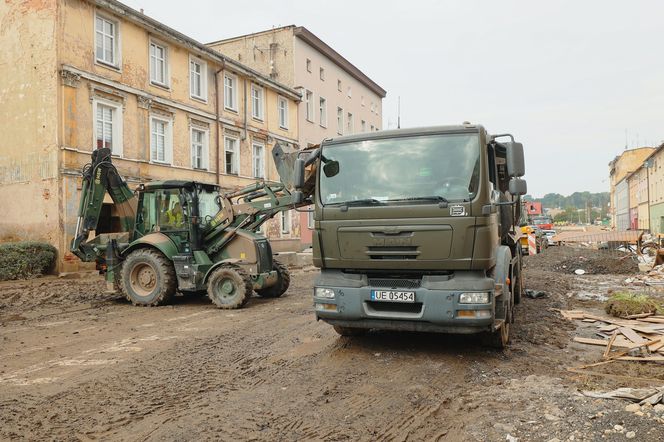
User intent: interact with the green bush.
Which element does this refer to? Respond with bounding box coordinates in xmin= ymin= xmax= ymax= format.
xmin=0 ymin=241 xmax=57 ymax=281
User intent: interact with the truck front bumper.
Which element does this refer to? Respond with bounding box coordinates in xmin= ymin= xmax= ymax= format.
xmin=314 ymin=270 xmax=496 ymax=334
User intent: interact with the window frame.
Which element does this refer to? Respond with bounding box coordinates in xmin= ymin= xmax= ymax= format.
xmin=94 ymin=12 xmax=121 ymax=70
xmin=306 ymin=58 xmax=312 ymax=72
xmin=278 ymin=96 xmax=289 ymax=130
xmin=92 ymin=97 xmax=123 ymax=157
xmin=251 ymin=84 xmax=264 ymax=121
xmin=223 ymin=72 xmax=238 ymax=112
xmin=319 ymin=96 xmax=327 ymax=128
xmin=347 ymin=112 xmax=353 ymax=134
xmin=149 ymin=39 xmax=170 ymax=88
xmin=319 ymin=67 xmax=325 ymax=81
xmin=252 ymin=141 xmax=266 ymax=179
xmin=304 ymin=89 xmax=314 ymax=123
xmin=190 ymin=126 xmax=209 ymax=170
xmin=224 ymin=135 xmax=240 ymax=175
xmin=149 ymin=115 xmax=173 ymax=164
xmin=189 ymin=55 xmax=208 ymax=102
xmin=281 ymin=210 xmax=291 ymax=234
xmin=337 ymin=79 xmax=342 ymax=92
xmin=337 ymin=107 xmax=344 ymax=135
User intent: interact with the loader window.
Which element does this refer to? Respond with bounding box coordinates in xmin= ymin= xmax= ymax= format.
xmin=319 ymin=133 xmax=481 ymax=205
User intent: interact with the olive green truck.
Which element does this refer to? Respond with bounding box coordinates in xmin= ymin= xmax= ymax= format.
xmin=286 ymin=124 xmax=527 ymax=348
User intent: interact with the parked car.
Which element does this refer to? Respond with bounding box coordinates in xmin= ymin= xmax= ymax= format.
xmin=542 ymin=229 xmax=557 ymax=246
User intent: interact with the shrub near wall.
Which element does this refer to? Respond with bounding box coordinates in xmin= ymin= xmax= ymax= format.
xmin=0 ymin=242 xmax=57 ymax=281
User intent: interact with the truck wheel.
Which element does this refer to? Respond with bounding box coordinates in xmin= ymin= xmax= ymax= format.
xmin=513 ymin=253 xmax=523 ymax=305
xmin=333 ymin=325 xmax=368 ymax=337
xmin=483 ymin=316 xmax=510 ymax=349
xmin=256 ymin=259 xmax=290 ymax=298
xmin=207 ymin=265 xmax=253 ymax=309
xmin=121 ymin=248 xmax=176 ymax=306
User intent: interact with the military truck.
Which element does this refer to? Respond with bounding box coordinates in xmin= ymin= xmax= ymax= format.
xmin=286 ymin=124 xmax=527 ymax=348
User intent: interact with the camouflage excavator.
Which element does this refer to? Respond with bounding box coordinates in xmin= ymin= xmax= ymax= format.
xmin=71 ymin=147 xmax=311 ymax=309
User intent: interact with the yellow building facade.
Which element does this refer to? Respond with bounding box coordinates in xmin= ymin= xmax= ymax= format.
xmin=0 ymin=0 xmax=301 ymax=270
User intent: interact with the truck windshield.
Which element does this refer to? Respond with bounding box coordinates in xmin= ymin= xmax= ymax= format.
xmin=319 ymin=133 xmax=480 ymax=205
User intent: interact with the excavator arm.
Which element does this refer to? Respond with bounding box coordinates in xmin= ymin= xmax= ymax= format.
xmin=70 ymin=148 xmax=137 ymax=261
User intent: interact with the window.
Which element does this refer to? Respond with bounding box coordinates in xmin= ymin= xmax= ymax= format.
xmin=361 ymin=96 xmax=365 ymax=107
xmin=305 ymin=90 xmax=314 ymax=122
xmin=307 ymin=210 xmax=314 ymax=229
xmin=337 ymin=79 xmax=342 ymax=91
xmin=278 ymin=96 xmax=288 ymax=129
xmin=253 ymin=142 xmax=265 ymax=178
xmin=251 ymin=84 xmax=264 ymax=120
xmin=337 ymin=107 xmax=343 ymax=135
xmin=191 ymin=127 xmax=208 ymax=170
xmin=149 ymin=41 xmax=168 ymax=86
xmin=319 ymin=67 xmax=325 ymax=81
xmin=361 ymin=120 xmax=366 ymax=132
xmin=370 ymin=102 xmax=375 ymax=113
xmin=190 ymin=57 xmax=207 ymax=101
xmin=150 ymin=116 xmax=172 ymax=164
xmin=370 ymin=124 xmax=375 ymax=131
xmin=95 ymin=15 xmax=119 ymax=67
xmin=306 ymin=58 xmax=311 ymax=72
xmin=224 ymin=73 xmax=237 ymax=111
xmin=93 ymin=98 xmax=123 ymax=156
xmin=347 ymin=112 xmax=353 ymax=134
xmin=347 ymin=86 xmax=352 ymax=98
xmin=281 ymin=210 xmax=291 ymax=234
xmin=224 ymin=136 xmax=239 ymax=174
xmin=319 ymin=97 xmax=327 ymax=128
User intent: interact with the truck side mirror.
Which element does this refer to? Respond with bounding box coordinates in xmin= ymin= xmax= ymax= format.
xmin=505 ymin=142 xmax=525 ymax=177
xmin=509 ymin=177 xmax=527 ymax=196
xmin=323 ymin=160 xmax=339 ymax=178
xmin=293 ymin=158 xmax=305 ymax=190
xmin=291 ymin=190 xmax=304 ymax=205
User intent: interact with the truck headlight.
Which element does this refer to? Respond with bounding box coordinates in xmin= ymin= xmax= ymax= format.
xmin=315 ymin=287 xmax=335 ymax=299
xmin=459 ymin=292 xmax=490 ymax=304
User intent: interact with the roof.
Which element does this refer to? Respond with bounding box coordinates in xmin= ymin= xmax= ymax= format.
xmin=207 ymin=25 xmax=386 ymax=98
xmin=93 ymin=1 xmax=301 ymax=100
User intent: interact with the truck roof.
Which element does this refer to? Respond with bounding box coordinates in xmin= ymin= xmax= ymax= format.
xmin=322 ymin=124 xmax=486 ymax=145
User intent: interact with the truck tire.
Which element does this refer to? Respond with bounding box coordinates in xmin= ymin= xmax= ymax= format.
xmin=513 ymin=251 xmax=523 ymax=305
xmin=256 ymin=259 xmax=290 ymax=298
xmin=333 ymin=325 xmax=368 ymax=337
xmin=484 ymin=247 xmax=512 ymax=349
xmin=121 ymin=248 xmax=177 ymax=306
xmin=207 ymin=264 xmax=253 ymax=309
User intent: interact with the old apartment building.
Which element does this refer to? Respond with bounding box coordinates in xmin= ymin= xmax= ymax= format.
xmin=0 ymin=0 xmax=301 ymax=270
xmin=608 ymin=147 xmax=654 ymax=229
xmin=208 ymin=25 xmax=387 ymax=248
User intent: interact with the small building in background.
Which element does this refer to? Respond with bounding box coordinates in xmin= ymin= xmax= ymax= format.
xmin=608 ymin=147 xmax=655 ymax=229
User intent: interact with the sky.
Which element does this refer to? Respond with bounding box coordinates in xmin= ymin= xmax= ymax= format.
xmin=123 ymin=0 xmax=664 ymax=198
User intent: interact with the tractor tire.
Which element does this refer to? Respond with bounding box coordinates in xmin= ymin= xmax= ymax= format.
xmin=207 ymin=264 xmax=253 ymax=309
xmin=333 ymin=325 xmax=368 ymax=337
xmin=256 ymin=259 xmax=291 ymax=298
xmin=120 ymin=248 xmax=177 ymax=306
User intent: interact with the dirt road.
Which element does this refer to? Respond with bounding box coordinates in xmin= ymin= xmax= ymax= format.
xmin=1 ymin=251 xmax=664 ymax=441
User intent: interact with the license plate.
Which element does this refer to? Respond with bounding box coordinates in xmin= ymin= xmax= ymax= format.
xmin=371 ymin=290 xmax=415 ymax=303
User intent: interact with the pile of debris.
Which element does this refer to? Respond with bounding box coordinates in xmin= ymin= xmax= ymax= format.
xmin=559 ymin=310 xmax=664 ymax=365
xmin=624 ymin=264 xmax=664 ymax=287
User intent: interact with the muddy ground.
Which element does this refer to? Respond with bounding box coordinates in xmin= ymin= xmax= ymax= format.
xmin=1 ymin=247 xmax=664 ymax=441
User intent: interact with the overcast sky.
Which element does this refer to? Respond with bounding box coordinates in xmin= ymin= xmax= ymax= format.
xmin=123 ymin=0 xmax=664 ymax=198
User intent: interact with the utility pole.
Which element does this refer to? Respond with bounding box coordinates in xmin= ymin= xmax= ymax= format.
xmin=397 ymin=96 xmax=401 ymax=129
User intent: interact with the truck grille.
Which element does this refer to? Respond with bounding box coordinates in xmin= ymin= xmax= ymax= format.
xmin=368 ymin=278 xmax=421 ymax=289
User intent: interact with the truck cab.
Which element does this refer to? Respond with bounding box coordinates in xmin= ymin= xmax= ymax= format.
xmin=307 ymin=124 xmax=527 ymax=347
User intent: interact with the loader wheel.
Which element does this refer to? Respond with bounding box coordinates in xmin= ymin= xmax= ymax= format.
xmin=121 ymin=248 xmax=176 ymax=306
xmin=333 ymin=325 xmax=368 ymax=337
xmin=207 ymin=265 xmax=253 ymax=309
xmin=256 ymin=259 xmax=291 ymax=298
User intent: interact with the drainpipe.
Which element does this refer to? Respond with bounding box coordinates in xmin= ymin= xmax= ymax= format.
xmin=243 ymin=78 xmax=248 ymax=141
xmin=214 ymin=63 xmax=225 ymax=186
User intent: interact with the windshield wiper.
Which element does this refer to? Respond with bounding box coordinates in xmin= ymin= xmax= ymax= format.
xmin=328 ymin=198 xmax=385 ymax=207
xmin=388 ymin=196 xmax=449 ymax=203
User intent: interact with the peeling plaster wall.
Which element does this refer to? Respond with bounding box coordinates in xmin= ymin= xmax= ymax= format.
xmin=0 ymin=1 xmax=60 ymax=247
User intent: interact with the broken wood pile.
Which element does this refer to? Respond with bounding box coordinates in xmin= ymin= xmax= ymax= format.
xmin=559 ymin=310 xmax=664 ymax=365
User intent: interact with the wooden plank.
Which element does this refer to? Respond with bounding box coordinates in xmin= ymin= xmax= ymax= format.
xmin=573 ymin=337 xmax=607 ymax=346
xmin=599 ymin=325 xmax=619 ymax=332
xmin=625 ymin=313 xmax=654 ymax=319
xmin=647 ymin=337 xmax=664 ymax=352
xmin=637 ymin=317 xmax=664 ymax=324
xmin=619 ymin=327 xmax=648 ymax=344
xmin=604 ymin=331 xmax=618 ymax=359
xmin=582 ymin=319 xmax=597 ymax=323
xmin=617 ymin=356 xmax=664 ymax=362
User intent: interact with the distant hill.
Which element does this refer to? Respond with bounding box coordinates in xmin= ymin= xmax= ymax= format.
xmin=523 ymin=192 xmax=610 ymax=210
